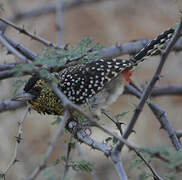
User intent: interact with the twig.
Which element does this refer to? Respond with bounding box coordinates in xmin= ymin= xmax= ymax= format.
xmin=151 ymin=85 xmax=182 ymax=97
xmin=10 ymin=0 xmax=107 ymax=22
xmin=134 ymin=150 xmax=163 ymax=180
xmin=125 ymin=84 xmax=182 ymax=151
xmin=105 ymin=104 xmax=162 ymax=180
xmin=98 ymin=37 xmax=182 ymax=59
xmin=56 ymin=0 xmax=63 ymax=46
xmin=69 ymin=122 xmax=111 ymax=155
xmin=149 ymin=103 xmax=182 ymax=151
xmin=76 ymin=142 xmax=99 ymax=180
xmin=120 ymin=17 xmax=182 ymax=151
xmin=0 ymin=31 xmax=28 ymax=62
xmin=110 ymin=151 xmax=128 ymax=180
xmin=0 ymin=18 xmax=60 ymax=49
xmin=3 ymin=34 xmax=37 ymax=60
xmin=0 ymin=100 xmax=26 ymax=113
xmin=1 ymin=107 xmax=29 ymax=178
xmin=49 ymin=81 xmax=139 ymax=152
xmin=63 ymin=139 xmax=73 ymax=180
xmin=27 ymin=112 xmax=69 ymax=180
xmin=101 ymin=110 xmax=123 ymax=135
xmin=123 ymin=85 xmax=182 ymax=97
xmin=0 ymin=63 xmax=19 ymax=71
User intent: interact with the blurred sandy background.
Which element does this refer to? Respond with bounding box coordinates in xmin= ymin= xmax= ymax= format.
xmin=0 ymin=0 xmax=182 ymax=179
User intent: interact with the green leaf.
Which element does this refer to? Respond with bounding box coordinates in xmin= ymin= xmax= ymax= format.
xmin=11 ymin=79 xmax=25 ymax=96
xmin=114 ymin=111 xmax=129 ymax=120
xmin=168 ymin=151 xmax=182 ymax=168
xmin=51 ymin=117 xmax=61 ymax=125
xmin=138 ymin=172 xmax=149 ymax=180
xmin=0 ymin=174 xmax=4 ymax=179
xmin=71 ymin=160 xmax=94 ymax=172
xmin=54 ymin=158 xmax=61 ymax=165
xmin=0 ymin=3 xmax=4 ymax=13
xmin=105 ymin=137 xmax=112 ymax=144
xmin=112 ymin=136 xmax=118 ymax=145
xmin=173 ymin=23 xmax=179 ymax=31
xmin=165 ymin=173 xmax=178 ymax=180
xmin=129 ymin=154 xmax=143 ymax=168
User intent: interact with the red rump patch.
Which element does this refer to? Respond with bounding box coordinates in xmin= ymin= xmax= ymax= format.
xmin=121 ymin=70 xmax=133 ymax=84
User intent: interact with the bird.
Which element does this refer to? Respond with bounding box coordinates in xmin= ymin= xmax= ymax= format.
xmin=12 ymin=26 xmax=175 ymax=117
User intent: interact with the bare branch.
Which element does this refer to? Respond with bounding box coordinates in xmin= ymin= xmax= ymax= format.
xmin=0 ymin=100 xmax=26 ymax=113
xmin=1 ymin=108 xmax=29 ymax=178
xmin=120 ymin=18 xmax=182 ymax=151
xmin=76 ymin=143 xmax=99 ymax=180
xmin=0 ymin=31 xmax=28 ymax=62
xmin=110 ymin=152 xmax=128 ymax=180
xmin=125 ymin=83 xmax=182 ymax=151
xmin=149 ymin=103 xmax=182 ymax=151
xmin=151 ymin=85 xmax=182 ymax=97
xmin=3 ymin=34 xmax=37 ymax=60
xmin=63 ymin=139 xmax=73 ymax=180
xmin=0 ymin=18 xmax=60 ymax=49
xmin=49 ymin=81 xmax=139 ymax=152
xmin=27 ymin=113 xmax=69 ymax=180
xmin=124 ymin=85 xmax=182 ymax=97
xmin=105 ymin=108 xmax=162 ymax=180
xmin=99 ymin=36 xmax=182 ymax=59
xmin=134 ymin=150 xmax=163 ymax=180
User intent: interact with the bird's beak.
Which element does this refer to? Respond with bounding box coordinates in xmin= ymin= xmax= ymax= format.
xmin=11 ymin=92 xmax=35 ymax=102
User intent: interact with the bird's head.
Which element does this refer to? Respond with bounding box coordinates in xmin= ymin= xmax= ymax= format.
xmin=12 ymin=75 xmax=64 ymax=115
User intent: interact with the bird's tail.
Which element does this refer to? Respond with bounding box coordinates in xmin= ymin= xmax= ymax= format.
xmin=130 ymin=23 xmax=178 ymax=67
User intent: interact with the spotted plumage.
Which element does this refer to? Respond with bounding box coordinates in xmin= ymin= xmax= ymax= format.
xmin=22 ymin=25 xmax=176 ymax=116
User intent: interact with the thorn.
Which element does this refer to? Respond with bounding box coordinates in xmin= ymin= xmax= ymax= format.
xmin=64 ymin=44 xmax=69 ymax=50
xmin=17 ymin=121 xmax=21 ymax=126
xmin=15 ymin=135 xmax=22 ymax=143
xmin=104 ymin=153 xmax=109 ymax=158
xmin=28 ymin=107 xmax=31 ymax=113
xmin=14 ymin=159 xmax=21 ymax=163
xmin=159 ymin=125 xmax=164 ymax=130
xmin=115 ymin=42 xmax=122 ymax=50
xmin=131 ymin=130 xmax=136 ymax=134
xmin=118 ymin=122 xmax=126 ymax=126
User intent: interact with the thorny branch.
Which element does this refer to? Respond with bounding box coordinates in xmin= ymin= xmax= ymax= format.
xmin=104 ymin=111 xmax=162 ymax=179
xmin=76 ymin=143 xmax=99 ymax=180
xmin=125 ymin=83 xmax=182 ymax=151
xmin=119 ymin=17 xmax=182 ymax=152
xmin=27 ymin=113 xmax=69 ymax=180
xmin=0 ymin=18 xmax=60 ymax=49
xmin=63 ymin=139 xmax=73 ymax=180
xmin=1 ymin=107 xmax=29 ymax=178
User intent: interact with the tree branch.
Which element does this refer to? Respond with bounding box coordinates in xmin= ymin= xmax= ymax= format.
xmin=1 ymin=108 xmax=29 ymax=178
xmin=125 ymin=84 xmax=182 ymax=151
xmin=119 ymin=18 xmax=182 ymax=151
xmin=0 ymin=18 xmax=60 ymax=49
xmin=27 ymin=113 xmax=69 ymax=180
